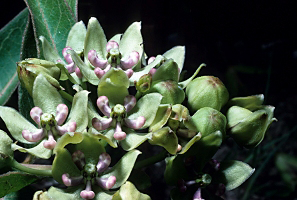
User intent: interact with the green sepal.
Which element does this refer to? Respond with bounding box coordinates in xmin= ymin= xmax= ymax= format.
xmin=152 ymin=59 xmax=179 ymax=82
xmin=101 ymin=149 xmax=141 ymax=189
xmin=0 ymin=106 xmax=36 ymax=144
xmin=149 ymin=104 xmax=172 ymax=132
xmin=213 ymin=160 xmax=255 ymax=191
xmin=148 ymin=127 xmax=178 ymax=155
xmin=162 ymin=46 xmax=185 ymax=72
xmin=12 ymin=140 xmax=52 ymax=159
xmin=112 ymin=181 xmax=151 ymax=200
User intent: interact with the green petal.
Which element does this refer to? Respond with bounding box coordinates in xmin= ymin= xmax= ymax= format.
xmin=128 ymin=93 xmax=163 ymax=128
xmin=12 ymin=140 xmax=52 ymax=159
xmin=152 ymin=59 xmax=179 ymax=82
xmin=54 ymin=132 xmax=84 ymax=154
xmin=162 ymin=46 xmax=185 ymax=72
xmin=227 ymin=94 xmax=264 ymax=111
xmin=149 ymin=104 xmax=172 ymax=132
xmin=214 ymin=160 xmax=255 ymax=191
xmin=112 ymin=181 xmax=151 ymax=200
xmin=33 ymin=74 xmax=63 ymax=114
xmin=120 ymin=128 xmax=151 ymax=151
xmin=101 ymin=149 xmax=141 ymax=189
xmin=66 ymin=21 xmax=87 ymax=53
xmin=0 ymin=106 xmax=36 ymax=144
xmin=109 ymin=34 xmax=122 ymax=44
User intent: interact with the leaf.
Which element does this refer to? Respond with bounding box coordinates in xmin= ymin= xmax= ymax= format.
xmin=120 ymin=129 xmax=151 ymax=151
xmin=179 ymin=63 xmax=206 ymax=89
xmin=12 ymin=141 xmax=52 ymax=159
xmin=0 ymin=130 xmax=13 ymax=158
xmin=0 ymin=171 xmax=38 ymax=198
xmin=46 ymin=185 xmax=84 ymax=200
xmin=24 ymin=0 xmax=76 ymax=57
xmin=64 ymin=0 xmax=78 ymax=21
xmin=162 ymin=46 xmax=185 ymax=72
xmin=112 ymin=181 xmax=151 ymax=200
xmin=214 ymin=160 xmax=255 ymax=191
xmin=102 ymin=149 xmax=141 ymax=189
xmin=178 ymin=132 xmax=202 ymax=154
xmin=149 ymin=104 xmax=172 ymax=132
xmin=66 ymin=21 xmax=86 ymax=52
xmin=128 ymin=170 xmax=151 ymax=191
xmin=0 ymin=9 xmax=29 ymax=105
xmin=151 ymin=59 xmax=179 ymax=82
xmin=18 ymin=85 xmax=35 ymax=123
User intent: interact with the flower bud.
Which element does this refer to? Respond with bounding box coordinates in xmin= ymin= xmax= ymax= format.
xmin=17 ymin=58 xmax=61 ymax=96
xmin=135 ymin=74 xmax=152 ymax=93
xmin=227 ymin=94 xmax=264 ymax=111
xmin=227 ymin=105 xmax=276 ymax=148
xmin=186 ymin=76 xmax=229 ymax=112
xmin=185 ymin=107 xmax=227 ymax=138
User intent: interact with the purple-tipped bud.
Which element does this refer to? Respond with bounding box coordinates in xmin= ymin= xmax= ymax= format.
xmin=106 ymin=40 xmax=119 ymax=53
xmin=80 ymin=181 xmax=95 ymax=199
xmin=120 ymin=51 xmax=140 ymax=69
xmin=72 ymin=150 xmax=86 ymax=170
xmin=94 ymin=67 xmax=106 ymax=79
xmin=114 ymin=122 xmax=126 ymax=141
xmin=125 ymin=68 xmax=134 ymax=78
xmin=124 ymin=116 xmax=146 ymax=129
xmin=149 ymin=68 xmax=157 ymax=75
xmin=88 ymin=50 xmax=108 ymax=68
xmin=22 ymin=129 xmax=45 ymax=142
xmin=66 ymin=62 xmax=76 ymax=73
xmin=124 ymin=95 xmax=136 ymax=113
xmin=43 ymin=132 xmax=57 ymax=149
xmin=97 ymin=153 xmax=111 ymax=174
xmin=62 ymin=173 xmax=83 ymax=187
xmin=62 ymin=47 xmax=74 ymax=64
xmin=55 ymin=104 xmax=68 ymax=125
xmin=97 ymin=96 xmax=111 ymax=117
xmin=96 ymin=176 xmax=116 ymax=190
xmin=56 ymin=121 xmax=77 ymax=135
xmin=193 ymin=188 xmax=204 ymax=200
xmin=30 ymin=107 xmax=43 ymax=125
xmin=75 ymin=67 xmax=83 ymax=78
xmin=92 ymin=117 xmax=113 ymax=131
xmin=148 ymin=56 xmax=156 ymax=65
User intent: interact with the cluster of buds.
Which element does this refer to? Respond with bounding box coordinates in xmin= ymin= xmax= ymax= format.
xmin=22 ymin=104 xmax=76 ymax=149
xmin=88 ymin=40 xmax=140 ymax=79
xmin=92 ymin=95 xmax=146 ymax=140
xmin=62 ymin=151 xmax=116 ymax=199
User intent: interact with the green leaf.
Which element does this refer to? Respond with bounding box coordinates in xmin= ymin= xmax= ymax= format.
xmin=53 ymin=132 xmax=84 ymax=154
xmin=152 ymin=59 xmax=179 ymax=82
xmin=32 ymin=74 xmax=63 ymax=114
xmin=66 ymin=21 xmax=86 ymax=53
xmin=164 ymin=155 xmax=188 ymax=185
xmin=162 ymin=46 xmax=185 ymax=72
xmin=0 ymin=171 xmax=38 ymax=198
xmin=89 ymin=128 xmax=118 ymax=148
xmin=112 ymin=181 xmax=151 ymax=200
xmin=120 ymin=128 xmax=151 ymax=151
xmin=0 ymin=130 xmax=13 ymax=158
xmin=128 ymin=169 xmax=151 ymax=191
xmin=12 ymin=140 xmax=52 ymax=159
xmin=149 ymin=104 xmax=172 ymax=132
xmin=64 ymin=0 xmax=78 ymax=21
xmin=39 ymin=36 xmax=61 ymax=63
xmin=102 ymin=149 xmax=141 ymax=189
xmin=0 ymin=9 xmax=29 ymax=105
xmin=18 ymin=85 xmax=35 ymax=123
xmin=0 ymin=106 xmax=36 ymax=144
xmin=178 ymin=132 xmax=202 ymax=154
xmin=24 ymin=0 xmax=76 ymax=57
xmin=128 ymin=93 xmax=163 ymax=129
xmin=214 ymin=160 xmax=255 ymax=191
xmin=46 ymin=186 xmax=84 ymax=200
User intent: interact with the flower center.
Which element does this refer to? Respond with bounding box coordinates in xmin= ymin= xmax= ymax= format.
xmin=40 ymin=113 xmax=56 ymax=130
xmin=111 ymin=104 xmax=126 ymax=121
xmin=83 ymin=163 xmax=97 ymax=181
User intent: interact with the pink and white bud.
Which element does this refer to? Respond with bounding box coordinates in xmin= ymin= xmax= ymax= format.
xmin=62 ymin=173 xmax=83 ymax=187
xmin=120 ymin=51 xmax=140 ymax=69
xmin=22 ymin=129 xmax=45 ymax=142
xmin=113 ymin=122 xmax=126 ymax=141
xmin=149 ymin=68 xmax=157 ymax=75
xmin=56 ymin=121 xmax=77 ymax=135
xmin=94 ymin=67 xmax=106 ymax=79
xmin=96 ymin=96 xmax=111 ymax=117
xmin=80 ymin=181 xmax=95 ymax=199
xmin=62 ymin=47 xmax=74 ymax=64
xmin=88 ymin=50 xmax=107 ymax=68
xmin=30 ymin=107 xmax=43 ymax=125
xmin=124 ymin=95 xmax=137 ymax=113
xmin=55 ymin=104 xmax=69 ymax=125
xmin=106 ymin=40 xmax=119 ymax=53
xmin=66 ymin=62 xmax=76 ymax=73
xmin=148 ymin=56 xmax=156 ymax=65
xmin=75 ymin=67 xmax=83 ymax=78
xmin=124 ymin=116 xmax=146 ymax=130
xmin=97 ymin=152 xmax=111 ymax=174
xmin=124 ymin=68 xmax=134 ymax=78
xmin=92 ymin=117 xmax=113 ymax=131
xmin=72 ymin=150 xmax=86 ymax=170
xmin=96 ymin=176 xmax=116 ymax=190
xmin=43 ymin=131 xmax=57 ymax=149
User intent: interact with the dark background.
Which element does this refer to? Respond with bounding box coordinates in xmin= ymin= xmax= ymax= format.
xmin=1 ymin=1 xmax=297 ymax=199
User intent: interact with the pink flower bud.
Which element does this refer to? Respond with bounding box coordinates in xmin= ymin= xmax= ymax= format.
xmin=43 ymin=131 xmax=57 ymax=149
xmin=72 ymin=150 xmax=86 ymax=170
xmin=96 ymin=176 xmax=116 ymax=190
xmin=22 ymin=129 xmax=45 ymax=142
xmin=124 ymin=116 xmax=146 ymax=129
xmin=30 ymin=107 xmax=43 ymax=125
xmin=55 ymin=104 xmax=68 ymax=125
xmin=124 ymin=68 xmax=134 ymax=78
xmin=96 ymin=96 xmax=111 ymax=117
xmin=97 ymin=152 xmax=111 ymax=174
xmin=66 ymin=62 xmax=76 ymax=73
xmin=92 ymin=117 xmax=113 ymax=131
xmin=94 ymin=67 xmax=106 ymax=79
xmin=113 ymin=122 xmax=126 ymax=140
xmin=62 ymin=47 xmax=74 ymax=64
xmin=121 ymin=51 xmax=140 ymax=69
xmin=149 ymin=68 xmax=157 ymax=75
xmin=106 ymin=40 xmax=119 ymax=53
xmin=75 ymin=67 xmax=83 ymax=78
xmin=88 ymin=50 xmax=107 ymax=68
xmin=148 ymin=56 xmax=156 ymax=64
xmin=124 ymin=95 xmax=136 ymax=113
xmin=62 ymin=173 xmax=83 ymax=187
xmin=80 ymin=181 xmax=95 ymax=199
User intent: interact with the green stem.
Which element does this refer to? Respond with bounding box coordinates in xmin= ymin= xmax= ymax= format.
xmin=59 ymin=90 xmax=74 ymax=102
xmin=134 ymin=150 xmax=168 ymax=170
xmin=10 ymin=159 xmax=52 ymax=176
